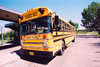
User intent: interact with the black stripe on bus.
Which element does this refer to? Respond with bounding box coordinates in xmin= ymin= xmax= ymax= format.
xmin=53 ymin=34 xmax=71 ymax=37
xmin=53 ymin=30 xmax=74 ymax=32
xmin=66 ymin=41 xmax=72 ymax=46
xmin=54 ymin=36 xmax=72 ymax=42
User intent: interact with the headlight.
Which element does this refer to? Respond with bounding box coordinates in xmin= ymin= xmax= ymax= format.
xmin=44 ymin=39 xmax=47 ymax=47
xmin=21 ymin=40 xmax=23 ymax=45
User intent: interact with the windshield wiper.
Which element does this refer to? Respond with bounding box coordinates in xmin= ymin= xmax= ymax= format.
xmin=33 ymin=30 xmax=40 ymax=37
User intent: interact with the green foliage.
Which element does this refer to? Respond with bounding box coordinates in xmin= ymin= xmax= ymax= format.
xmin=76 ymin=30 xmax=87 ymax=34
xmin=91 ymin=31 xmax=100 ymax=37
xmin=0 ymin=30 xmax=14 ymax=41
xmin=69 ymin=20 xmax=79 ymax=30
xmin=81 ymin=2 xmax=100 ymax=31
xmin=91 ymin=31 xmax=98 ymax=35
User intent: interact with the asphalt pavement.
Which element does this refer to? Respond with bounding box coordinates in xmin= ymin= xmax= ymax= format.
xmin=0 ymin=35 xmax=100 ymax=67
xmin=0 ymin=42 xmax=21 ymax=67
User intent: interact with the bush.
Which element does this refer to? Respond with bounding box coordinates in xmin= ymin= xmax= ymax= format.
xmin=76 ymin=30 xmax=87 ymax=34
xmin=0 ymin=30 xmax=14 ymax=41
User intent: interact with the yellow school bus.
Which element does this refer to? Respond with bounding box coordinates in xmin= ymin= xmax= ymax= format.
xmin=18 ymin=7 xmax=76 ymax=57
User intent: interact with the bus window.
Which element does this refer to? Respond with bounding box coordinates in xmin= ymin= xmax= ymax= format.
xmin=63 ymin=22 xmax=66 ymax=31
xmin=61 ymin=20 xmax=63 ymax=30
xmin=65 ymin=23 xmax=67 ymax=31
xmin=69 ymin=26 xmax=72 ymax=31
xmin=59 ymin=19 xmax=61 ymax=29
xmin=20 ymin=23 xmax=27 ymax=35
xmin=63 ymin=21 xmax=64 ymax=30
xmin=67 ymin=24 xmax=69 ymax=31
xmin=20 ymin=16 xmax=51 ymax=35
xmin=53 ymin=18 xmax=55 ymax=30
xmin=27 ymin=22 xmax=31 ymax=34
xmin=31 ymin=23 xmax=37 ymax=34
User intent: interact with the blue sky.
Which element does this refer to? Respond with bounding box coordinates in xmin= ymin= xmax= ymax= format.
xmin=0 ymin=0 xmax=100 ymax=30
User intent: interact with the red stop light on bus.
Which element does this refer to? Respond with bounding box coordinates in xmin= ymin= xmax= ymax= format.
xmin=38 ymin=8 xmax=45 ymax=14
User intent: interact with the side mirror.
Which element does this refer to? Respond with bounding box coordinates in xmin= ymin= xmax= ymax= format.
xmin=18 ymin=15 xmax=23 ymax=20
xmin=55 ymin=16 xmax=59 ymax=25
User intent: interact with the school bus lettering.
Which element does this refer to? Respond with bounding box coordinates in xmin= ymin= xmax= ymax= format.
xmin=25 ymin=14 xmax=32 ymax=19
xmin=33 ymin=12 xmax=38 ymax=17
xmin=25 ymin=12 xmax=38 ymax=19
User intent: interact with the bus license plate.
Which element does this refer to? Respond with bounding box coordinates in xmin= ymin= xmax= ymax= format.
xmin=29 ymin=52 xmax=34 ymax=56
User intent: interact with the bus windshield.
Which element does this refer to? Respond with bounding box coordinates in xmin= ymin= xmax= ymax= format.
xmin=20 ymin=16 xmax=51 ymax=35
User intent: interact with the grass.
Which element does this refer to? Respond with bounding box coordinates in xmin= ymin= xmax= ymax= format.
xmin=76 ymin=30 xmax=87 ymax=35
xmin=91 ymin=31 xmax=98 ymax=35
xmin=91 ymin=31 xmax=100 ymax=37
xmin=0 ymin=40 xmax=11 ymax=44
xmin=76 ymin=30 xmax=100 ymax=35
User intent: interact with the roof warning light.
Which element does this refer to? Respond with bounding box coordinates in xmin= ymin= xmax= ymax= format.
xmin=38 ymin=8 xmax=45 ymax=14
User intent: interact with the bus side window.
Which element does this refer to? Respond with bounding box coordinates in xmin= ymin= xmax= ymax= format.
xmin=61 ymin=20 xmax=63 ymax=30
xmin=52 ymin=18 xmax=55 ymax=29
xmin=72 ymin=28 xmax=74 ymax=31
xmin=62 ymin=21 xmax=64 ymax=31
xmin=67 ymin=24 xmax=69 ymax=31
xmin=69 ymin=26 xmax=72 ymax=31
xmin=71 ymin=27 xmax=72 ymax=31
xmin=74 ymin=28 xmax=75 ymax=31
xmin=63 ymin=22 xmax=66 ymax=31
xmin=65 ymin=23 xmax=66 ymax=31
xmin=59 ymin=19 xmax=61 ymax=30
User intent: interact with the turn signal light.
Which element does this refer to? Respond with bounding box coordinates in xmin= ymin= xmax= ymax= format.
xmin=43 ymin=34 xmax=47 ymax=38
xmin=20 ymin=36 xmax=22 ymax=39
xmin=21 ymin=46 xmax=24 ymax=48
xmin=38 ymin=8 xmax=45 ymax=14
xmin=50 ymin=12 xmax=52 ymax=14
xmin=44 ymin=48 xmax=48 ymax=51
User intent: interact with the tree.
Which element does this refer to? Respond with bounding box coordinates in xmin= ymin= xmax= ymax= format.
xmin=0 ymin=31 xmax=14 ymax=40
xmin=69 ymin=20 xmax=79 ymax=30
xmin=81 ymin=2 xmax=100 ymax=31
xmin=97 ymin=9 xmax=100 ymax=34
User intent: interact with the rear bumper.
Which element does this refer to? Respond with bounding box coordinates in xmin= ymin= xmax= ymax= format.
xmin=20 ymin=49 xmax=53 ymax=57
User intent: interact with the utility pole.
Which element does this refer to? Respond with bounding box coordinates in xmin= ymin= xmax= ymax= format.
xmin=1 ymin=26 xmax=3 ymax=45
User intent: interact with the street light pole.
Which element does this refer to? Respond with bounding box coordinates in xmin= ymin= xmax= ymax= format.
xmin=1 ymin=26 xmax=3 ymax=45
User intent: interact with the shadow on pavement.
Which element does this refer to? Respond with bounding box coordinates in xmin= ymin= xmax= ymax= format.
xmin=13 ymin=50 xmax=55 ymax=65
xmin=76 ymin=35 xmax=100 ymax=38
xmin=96 ymin=51 xmax=100 ymax=53
xmin=93 ymin=43 xmax=100 ymax=47
xmin=93 ymin=60 xmax=100 ymax=62
xmin=6 ymin=41 xmax=14 ymax=43
xmin=13 ymin=50 xmax=23 ymax=57
xmin=21 ymin=55 xmax=55 ymax=65
xmin=91 ymin=43 xmax=100 ymax=48
xmin=0 ymin=41 xmax=20 ymax=50
xmin=91 ymin=43 xmax=100 ymax=63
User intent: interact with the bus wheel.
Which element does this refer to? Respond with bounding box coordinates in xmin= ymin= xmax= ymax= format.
xmin=59 ymin=41 xmax=65 ymax=55
xmin=72 ymin=39 xmax=75 ymax=42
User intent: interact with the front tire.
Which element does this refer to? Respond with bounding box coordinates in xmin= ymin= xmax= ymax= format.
xmin=59 ymin=41 xmax=65 ymax=55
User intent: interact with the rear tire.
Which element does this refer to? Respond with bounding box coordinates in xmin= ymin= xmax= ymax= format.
xmin=72 ymin=39 xmax=75 ymax=42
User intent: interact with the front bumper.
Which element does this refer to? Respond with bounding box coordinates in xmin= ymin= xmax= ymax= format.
xmin=20 ymin=49 xmax=53 ymax=57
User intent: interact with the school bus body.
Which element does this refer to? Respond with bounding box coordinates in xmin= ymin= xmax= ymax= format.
xmin=19 ymin=7 xmax=76 ymax=57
